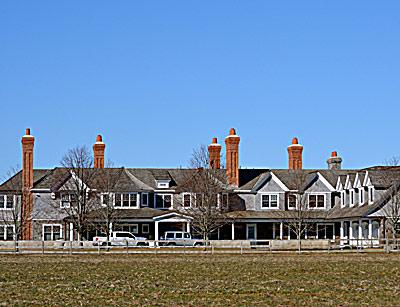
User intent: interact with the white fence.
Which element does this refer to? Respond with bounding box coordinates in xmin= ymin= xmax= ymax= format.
xmin=0 ymin=239 xmax=399 ymax=254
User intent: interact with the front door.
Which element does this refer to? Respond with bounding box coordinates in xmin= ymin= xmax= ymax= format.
xmin=246 ymin=224 xmax=257 ymax=240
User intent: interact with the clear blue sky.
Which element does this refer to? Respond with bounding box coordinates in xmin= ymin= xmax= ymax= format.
xmin=1 ymin=1 xmax=399 ymax=176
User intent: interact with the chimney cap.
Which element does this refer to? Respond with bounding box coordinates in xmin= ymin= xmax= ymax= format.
xmin=209 ymin=137 xmax=221 ymax=146
xmin=22 ymin=128 xmax=34 ymax=138
xmin=95 ymin=134 xmax=104 ymax=144
xmin=292 ymin=137 xmax=298 ymax=144
xmin=225 ymin=128 xmax=240 ymax=139
xmin=331 ymin=151 xmax=338 ymax=157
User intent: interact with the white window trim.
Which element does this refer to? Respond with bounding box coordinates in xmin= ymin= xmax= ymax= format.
xmin=340 ymin=191 xmax=346 ymax=208
xmin=0 ymin=224 xmax=15 ymax=240
xmin=141 ymin=193 xmax=149 ymax=207
xmin=288 ymin=194 xmax=298 ymax=210
xmin=182 ymin=193 xmax=192 ymax=208
xmin=308 ymin=193 xmax=326 ymax=209
xmin=42 ymin=224 xmax=63 ymax=241
xmin=260 ymin=193 xmax=279 ymax=209
xmin=368 ymin=186 xmax=375 ymax=204
xmin=246 ymin=223 xmax=257 ymax=240
xmin=349 ymin=189 xmax=355 ymax=207
xmin=155 ymin=193 xmax=173 ymax=209
xmin=0 ymin=195 xmax=16 ymax=210
xmin=359 ymin=188 xmax=364 ymax=206
xmin=114 ymin=193 xmax=140 ymax=209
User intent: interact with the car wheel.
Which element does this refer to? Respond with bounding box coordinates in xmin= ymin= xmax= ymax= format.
xmin=194 ymin=242 xmax=203 ymax=247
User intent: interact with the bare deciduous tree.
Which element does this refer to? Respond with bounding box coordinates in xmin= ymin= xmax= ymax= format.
xmin=278 ymin=171 xmax=322 ymax=253
xmin=59 ymin=146 xmax=98 ymax=241
xmin=90 ymin=163 xmax=123 ymax=244
xmin=177 ymin=145 xmax=232 ymax=241
xmin=0 ymin=166 xmax=37 ymax=245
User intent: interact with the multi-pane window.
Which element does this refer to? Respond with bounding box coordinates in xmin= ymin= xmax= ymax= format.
xmin=155 ymin=194 xmax=173 ymax=209
xmin=117 ymin=224 xmax=139 ymax=234
xmin=261 ymin=194 xmax=279 ymax=209
xmin=60 ymin=193 xmax=76 ymax=209
xmin=220 ymin=193 xmax=229 ymax=208
xmin=288 ymin=194 xmax=297 ymax=209
xmin=0 ymin=225 xmax=15 ymax=240
xmin=141 ymin=193 xmax=149 ymax=206
xmin=0 ymin=195 xmax=14 ymax=210
xmin=114 ymin=193 xmax=138 ymax=208
xmin=43 ymin=224 xmax=62 ymax=241
xmin=309 ymin=194 xmax=325 ymax=208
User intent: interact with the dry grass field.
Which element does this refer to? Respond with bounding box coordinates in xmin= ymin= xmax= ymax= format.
xmin=0 ymin=253 xmax=399 ymax=306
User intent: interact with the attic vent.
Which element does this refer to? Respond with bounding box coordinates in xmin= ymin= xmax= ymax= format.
xmin=156 ymin=180 xmax=170 ymax=189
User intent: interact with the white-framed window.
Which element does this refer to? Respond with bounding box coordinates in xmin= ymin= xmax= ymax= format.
xmin=368 ymin=187 xmax=375 ymax=204
xmin=308 ymin=194 xmax=325 ymax=209
xmin=0 ymin=225 xmax=15 ymax=240
xmin=0 ymin=195 xmax=15 ymax=210
xmin=101 ymin=193 xmax=114 ymax=207
xmin=155 ymin=194 xmax=173 ymax=209
xmin=60 ymin=193 xmax=77 ymax=209
xmin=117 ymin=224 xmax=139 ymax=234
xmin=340 ymin=191 xmax=346 ymax=208
xmin=142 ymin=224 xmax=149 ymax=234
xmin=182 ymin=193 xmax=192 ymax=208
xmin=349 ymin=189 xmax=355 ymax=207
xmin=218 ymin=193 xmax=229 ymax=208
xmin=141 ymin=193 xmax=149 ymax=207
xmin=261 ymin=194 xmax=279 ymax=209
xmin=288 ymin=194 xmax=297 ymax=209
xmin=42 ymin=224 xmax=62 ymax=241
xmin=114 ymin=193 xmax=139 ymax=208
xmin=359 ymin=188 xmax=364 ymax=205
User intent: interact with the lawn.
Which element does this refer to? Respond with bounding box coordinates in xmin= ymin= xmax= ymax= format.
xmin=0 ymin=253 xmax=399 ymax=306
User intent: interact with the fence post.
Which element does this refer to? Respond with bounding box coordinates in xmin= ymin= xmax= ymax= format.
xmin=97 ymin=242 xmax=100 ymax=255
xmin=42 ymin=240 xmax=45 ymax=254
xmin=212 ymin=244 xmax=214 ymax=255
xmin=69 ymin=241 xmax=72 ymax=255
xmin=240 ymin=241 xmax=243 ymax=255
xmin=126 ymin=240 xmax=129 ymax=254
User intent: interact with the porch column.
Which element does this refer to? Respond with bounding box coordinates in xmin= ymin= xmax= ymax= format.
xmin=69 ymin=223 xmax=74 ymax=241
xmin=368 ymin=220 xmax=372 ymax=240
xmin=340 ymin=221 xmax=344 ymax=239
xmin=358 ymin=220 xmax=363 ymax=240
xmin=186 ymin=221 xmax=191 ymax=233
xmin=109 ymin=222 xmax=113 ymax=235
xmin=155 ymin=221 xmax=159 ymax=241
xmin=349 ymin=221 xmax=353 ymax=240
xmin=231 ymin=222 xmax=235 ymax=240
xmin=279 ymin=222 xmax=283 ymax=240
xmin=272 ymin=223 xmax=276 ymax=239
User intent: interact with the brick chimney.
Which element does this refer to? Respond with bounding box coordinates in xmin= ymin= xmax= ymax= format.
xmin=93 ymin=135 xmax=105 ymax=169
xmin=208 ymin=138 xmax=222 ymax=169
xmin=287 ymin=137 xmax=303 ymax=170
xmin=327 ymin=151 xmax=342 ymax=170
xmin=21 ymin=128 xmax=34 ymax=240
xmin=225 ymin=128 xmax=240 ymax=186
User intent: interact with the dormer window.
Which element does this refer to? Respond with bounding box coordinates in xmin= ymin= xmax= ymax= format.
xmin=359 ymin=188 xmax=364 ymax=205
xmin=288 ymin=194 xmax=297 ymax=209
xmin=156 ymin=180 xmax=170 ymax=189
xmin=182 ymin=193 xmax=192 ymax=208
xmin=368 ymin=187 xmax=375 ymax=204
xmin=340 ymin=191 xmax=345 ymax=208
xmin=349 ymin=190 xmax=355 ymax=207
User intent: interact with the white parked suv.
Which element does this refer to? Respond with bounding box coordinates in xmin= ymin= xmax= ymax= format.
xmin=159 ymin=231 xmax=203 ymax=246
xmin=93 ymin=231 xmax=148 ymax=246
